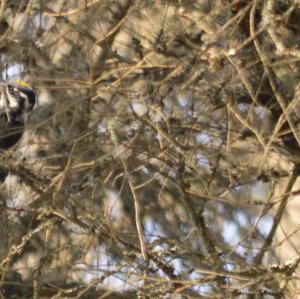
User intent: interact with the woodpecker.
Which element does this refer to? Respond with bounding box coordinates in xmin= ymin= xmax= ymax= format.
xmin=0 ymin=81 xmax=36 ymax=180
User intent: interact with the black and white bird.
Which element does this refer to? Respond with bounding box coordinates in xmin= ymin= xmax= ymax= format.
xmin=0 ymin=81 xmax=36 ymax=180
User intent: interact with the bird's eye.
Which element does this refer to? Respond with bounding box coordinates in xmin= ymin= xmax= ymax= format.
xmin=8 ymin=85 xmax=17 ymax=95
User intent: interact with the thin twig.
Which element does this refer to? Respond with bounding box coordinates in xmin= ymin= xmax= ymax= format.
xmin=108 ymin=117 xmax=148 ymax=261
xmin=254 ymin=165 xmax=299 ymax=263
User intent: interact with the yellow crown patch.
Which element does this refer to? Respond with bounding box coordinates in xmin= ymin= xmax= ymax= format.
xmin=14 ymin=80 xmax=31 ymax=89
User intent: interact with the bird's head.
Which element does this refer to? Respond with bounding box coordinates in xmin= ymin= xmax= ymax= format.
xmin=0 ymin=80 xmax=36 ymax=122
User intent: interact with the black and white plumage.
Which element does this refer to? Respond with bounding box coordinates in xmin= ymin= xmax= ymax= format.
xmin=0 ymin=82 xmax=35 ymax=149
xmin=0 ymin=81 xmax=36 ymax=180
